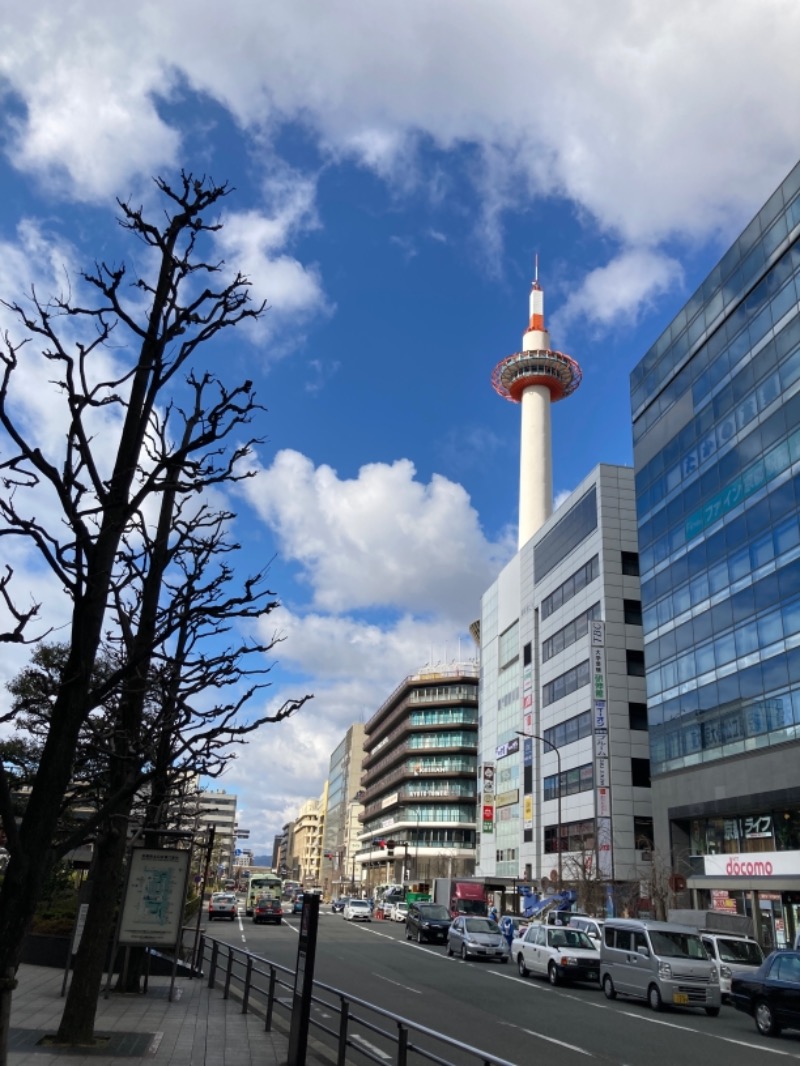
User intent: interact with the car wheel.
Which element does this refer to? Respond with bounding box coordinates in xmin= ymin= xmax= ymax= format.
xmin=548 ymin=963 xmax=559 ymax=986
xmin=648 ymin=984 xmax=663 ymax=1012
xmin=460 ymin=944 xmax=468 ymax=961
xmin=603 ymin=974 xmax=616 ymax=1000
xmin=518 ymin=955 xmax=528 ymax=977
xmin=755 ymin=999 xmax=781 ymax=1036
xmin=705 ymin=1006 xmax=720 ymax=1018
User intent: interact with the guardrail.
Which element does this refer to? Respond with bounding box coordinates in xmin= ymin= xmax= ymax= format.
xmin=195 ymin=933 xmax=518 ymax=1066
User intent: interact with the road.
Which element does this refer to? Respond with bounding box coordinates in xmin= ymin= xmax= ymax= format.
xmin=203 ymin=904 xmax=800 ymax=1065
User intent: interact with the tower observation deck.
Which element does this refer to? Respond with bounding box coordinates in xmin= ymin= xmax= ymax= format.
xmin=492 ymin=272 xmax=582 ymax=548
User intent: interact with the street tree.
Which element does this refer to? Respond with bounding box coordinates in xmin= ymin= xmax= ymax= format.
xmin=0 ymin=174 xmax=311 ymax=1061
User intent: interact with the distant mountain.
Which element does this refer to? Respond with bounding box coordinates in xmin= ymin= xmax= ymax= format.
xmin=252 ymin=854 xmax=272 ymax=867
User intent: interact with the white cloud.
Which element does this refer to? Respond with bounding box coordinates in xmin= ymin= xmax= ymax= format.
xmin=552 ymin=249 xmax=685 ymax=337
xmin=3 ymin=1 xmax=799 ymax=265
xmin=242 ymin=449 xmax=509 ymax=618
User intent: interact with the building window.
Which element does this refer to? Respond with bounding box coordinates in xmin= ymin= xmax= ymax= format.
xmin=621 ymin=551 xmax=640 ymax=576
xmin=634 ymin=816 xmax=654 ymax=850
xmin=542 ymin=660 xmax=591 ymax=707
xmin=624 ymin=599 xmax=643 ymax=626
xmin=541 ymin=556 xmax=600 ymax=620
xmin=626 ymin=649 xmax=646 ymax=676
xmin=544 ymin=710 xmax=592 ymax=750
xmin=628 ymin=702 xmax=648 ymax=730
xmin=542 ymin=602 xmax=601 ymax=662
xmin=631 ymin=758 xmax=651 ymax=788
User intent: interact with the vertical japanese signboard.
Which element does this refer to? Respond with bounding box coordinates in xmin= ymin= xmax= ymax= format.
xmin=591 ymin=621 xmax=613 ymax=879
xmin=482 ymin=763 xmax=495 ymax=833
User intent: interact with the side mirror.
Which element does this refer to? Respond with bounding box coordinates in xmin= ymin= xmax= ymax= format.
xmin=637 ymin=945 xmax=650 ymax=957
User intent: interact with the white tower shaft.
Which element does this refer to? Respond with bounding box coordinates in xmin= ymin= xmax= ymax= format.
xmin=519 ymin=384 xmax=553 ymax=548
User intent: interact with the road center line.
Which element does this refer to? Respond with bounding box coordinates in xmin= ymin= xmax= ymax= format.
xmin=372 ymin=973 xmax=422 ymax=994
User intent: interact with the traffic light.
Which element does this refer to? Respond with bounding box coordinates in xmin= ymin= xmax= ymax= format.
xmin=386 ymin=839 xmax=396 ymax=857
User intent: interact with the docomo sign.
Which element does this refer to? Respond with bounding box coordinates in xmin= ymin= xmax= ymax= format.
xmin=702 ymin=851 xmax=796 ymax=879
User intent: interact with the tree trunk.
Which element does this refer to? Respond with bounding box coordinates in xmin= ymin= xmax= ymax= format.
xmin=56 ymin=823 xmax=129 ymax=1044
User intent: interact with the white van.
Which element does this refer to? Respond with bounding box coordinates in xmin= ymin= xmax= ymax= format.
xmin=568 ymin=916 xmax=605 ymax=945
xmin=600 ymin=918 xmax=721 ymax=1015
xmin=699 ymin=932 xmax=763 ymax=1000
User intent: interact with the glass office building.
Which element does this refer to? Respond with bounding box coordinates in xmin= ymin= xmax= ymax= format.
xmin=631 ymin=160 xmax=800 ymax=948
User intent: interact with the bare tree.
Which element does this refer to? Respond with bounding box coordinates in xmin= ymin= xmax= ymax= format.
xmin=0 ymin=174 xmax=311 ymax=1062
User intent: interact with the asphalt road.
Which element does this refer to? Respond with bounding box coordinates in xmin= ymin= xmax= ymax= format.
xmin=203 ymin=905 xmax=800 ymax=1065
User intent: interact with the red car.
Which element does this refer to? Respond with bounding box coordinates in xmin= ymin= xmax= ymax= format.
xmin=253 ymin=897 xmax=283 ymax=925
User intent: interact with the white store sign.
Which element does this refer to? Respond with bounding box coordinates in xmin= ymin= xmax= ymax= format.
xmin=702 ymin=852 xmax=800 ymax=879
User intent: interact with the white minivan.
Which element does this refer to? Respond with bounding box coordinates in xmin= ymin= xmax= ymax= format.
xmin=600 ymin=918 xmax=721 ymax=1015
xmin=699 ymin=932 xmax=763 ymax=1000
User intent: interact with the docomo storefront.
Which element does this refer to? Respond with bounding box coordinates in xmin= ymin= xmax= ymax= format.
xmin=690 ymin=851 xmax=800 ymax=949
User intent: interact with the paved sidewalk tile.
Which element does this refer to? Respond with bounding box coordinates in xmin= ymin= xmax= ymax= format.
xmin=8 ymin=964 xmax=289 ymax=1066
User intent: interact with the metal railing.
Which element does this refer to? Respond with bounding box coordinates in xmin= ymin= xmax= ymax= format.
xmin=195 ymin=933 xmax=518 ymax=1066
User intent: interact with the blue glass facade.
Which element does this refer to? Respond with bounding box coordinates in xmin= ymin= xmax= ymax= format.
xmin=632 ymin=161 xmax=800 ymax=778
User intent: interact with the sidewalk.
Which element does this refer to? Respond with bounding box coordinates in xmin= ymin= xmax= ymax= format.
xmin=8 ymin=963 xmax=290 ymax=1066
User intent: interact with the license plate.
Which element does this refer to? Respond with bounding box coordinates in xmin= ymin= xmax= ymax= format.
xmin=673 ymin=992 xmax=689 ymax=1005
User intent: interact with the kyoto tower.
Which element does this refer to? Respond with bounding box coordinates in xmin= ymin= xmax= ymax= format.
xmin=492 ymin=264 xmax=582 ymax=549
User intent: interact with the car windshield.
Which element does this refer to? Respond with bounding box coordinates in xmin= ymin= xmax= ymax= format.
xmin=549 ymin=928 xmax=594 ymax=949
xmin=350 ymin=901 xmax=369 ymax=908
xmin=465 ymin=918 xmax=499 ymax=933
xmin=649 ymin=931 xmax=708 ymax=959
xmin=717 ymin=938 xmax=763 ymax=965
xmin=419 ymin=905 xmax=450 ymax=920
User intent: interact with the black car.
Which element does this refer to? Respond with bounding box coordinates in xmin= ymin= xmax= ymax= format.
xmin=731 ymin=949 xmax=800 ymax=1037
xmin=331 ymin=897 xmax=349 ymax=913
xmin=405 ymin=902 xmax=452 ymax=944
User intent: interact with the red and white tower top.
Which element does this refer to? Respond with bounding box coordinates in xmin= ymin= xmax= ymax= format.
xmin=492 ymin=266 xmax=582 ymax=547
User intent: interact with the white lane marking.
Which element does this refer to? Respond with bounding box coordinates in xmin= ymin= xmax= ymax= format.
xmin=489 ymin=972 xmax=800 ymax=1058
xmin=517 ymin=1026 xmax=594 ymax=1057
xmin=372 ymin=973 xmax=422 ymax=995
xmin=350 ymin=1034 xmax=392 ymax=1061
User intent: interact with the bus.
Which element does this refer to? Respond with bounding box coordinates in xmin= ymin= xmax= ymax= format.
xmin=282 ymin=879 xmax=302 ymax=901
xmin=246 ymin=873 xmax=283 ymax=916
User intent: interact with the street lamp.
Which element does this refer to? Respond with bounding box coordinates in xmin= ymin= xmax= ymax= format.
xmin=516 ymin=731 xmax=562 ymax=886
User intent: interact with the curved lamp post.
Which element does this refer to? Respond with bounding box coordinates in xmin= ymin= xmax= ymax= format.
xmin=516 ymin=731 xmax=562 ymax=886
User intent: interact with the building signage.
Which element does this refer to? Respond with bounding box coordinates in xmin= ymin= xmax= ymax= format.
xmin=482 ymin=763 xmax=495 ymax=796
xmin=595 ymin=731 xmax=609 ymax=758
xmin=702 ymin=852 xmax=798 ymax=879
xmin=482 ymin=803 xmax=494 ymax=833
xmin=597 ymin=786 xmax=611 ymax=818
xmin=523 ymin=793 xmax=533 ymax=830
xmin=596 ymin=817 xmax=613 ymax=878
xmin=596 ymin=757 xmax=610 ymax=788
xmin=495 ymin=788 xmax=519 ymax=808
xmin=593 ymin=700 xmax=607 ymax=730
xmin=495 ymin=737 xmax=520 ymax=760
xmin=591 ymin=620 xmax=605 ymax=646
xmin=593 ymin=647 xmax=605 ymax=700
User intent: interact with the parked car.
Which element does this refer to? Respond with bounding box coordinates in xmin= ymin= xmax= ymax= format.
xmin=406 ymin=902 xmax=452 ymax=944
xmin=600 ymin=918 xmax=720 ymax=1015
xmin=343 ymin=899 xmax=372 ymax=922
xmin=447 ymin=916 xmax=509 ymax=963
xmin=208 ymin=893 xmax=238 ymax=921
xmin=513 ymin=923 xmax=599 ymax=984
xmin=392 ymin=901 xmax=409 ymax=923
xmin=253 ymin=897 xmax=283 ymax=925
xmin=292 ymin=894 xmax=304 ymax=914
xmin=699 ymin=932 xmax=763 ymax=1001
xmin=331 ymin=897 xmax=349 ymax=913
xmin=731 ymin=950 xmax=800 ymax=1036
xmin=568 ymin=916 xmax=605 ymax=946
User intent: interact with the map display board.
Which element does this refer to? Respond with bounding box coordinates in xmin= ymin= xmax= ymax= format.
xmin=118 ymin=848 xmax=190 ymax=946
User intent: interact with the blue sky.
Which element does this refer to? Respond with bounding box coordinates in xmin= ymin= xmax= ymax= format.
xmin=2 ymin=1 xmax=800 ymax=854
